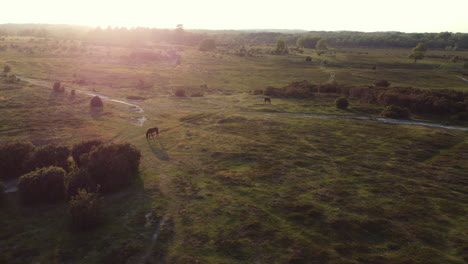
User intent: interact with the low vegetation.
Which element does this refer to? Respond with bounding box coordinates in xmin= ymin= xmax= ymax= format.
xmin=0 ymin=26 xmax=467 ymax=264
xmin=69 ymin=188 xmax=104 ymax=231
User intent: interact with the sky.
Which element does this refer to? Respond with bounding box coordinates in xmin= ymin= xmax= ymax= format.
xmin=0 ymin=0 xmax=467 ymax=33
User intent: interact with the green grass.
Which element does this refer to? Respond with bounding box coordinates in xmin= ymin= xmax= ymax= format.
xmin=0 ymin=38 xmax=467 ymax=263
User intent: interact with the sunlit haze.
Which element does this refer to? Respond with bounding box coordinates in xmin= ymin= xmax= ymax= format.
xmin=1 ymin=0 xmax=468 ymax=32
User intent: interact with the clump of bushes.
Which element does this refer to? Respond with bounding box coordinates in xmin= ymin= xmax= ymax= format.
xmin=53 ymin=81 xmax=64 ymax=92
xmin=335 ymin=97 xmax=349 ymax=109
xmin=27 ymin=145 xmax=71 ymax=171
xmin=86 ymin=143 xmax=141 ymax=193
xmin=90 ymin=96 xmax=103 ymax=107
xmin=305 ymin=56 xmax=312 ymax=62
xmin=66 ymin=169 xmax=96 ymax=198
xmin=381 ymin=105 xmax=409 ymax=119
xmin=0 ymin=141 xmax=35 ymax=179
xmin=69 ymin=188 xmax=103 ymax=230
xmin=174 ymin=88 xmax=186 ymax=97
xmin=374 ymin=80 xmax=391 ymax=87
xmin=18 ymin=166 xmax=66 ymax=205
xmin=71 ymin=140 xmax=103 ymax=167
xmin=3 ymin=65 xmax=11 ymax=73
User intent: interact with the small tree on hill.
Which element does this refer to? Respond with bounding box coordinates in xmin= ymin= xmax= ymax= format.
xmin=3 ymin=65 xmax=11 ymax=73
xmin=409 ymin=43 xmax=427 ymax=63
xmin=275 ymin=39 xmax=288 ymax=55
xmin=316 ymin=39 xmax=328 ymax=51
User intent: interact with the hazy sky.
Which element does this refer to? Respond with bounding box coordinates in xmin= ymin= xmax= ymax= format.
xmin=1 ymin=0 xmax=467 ymax=32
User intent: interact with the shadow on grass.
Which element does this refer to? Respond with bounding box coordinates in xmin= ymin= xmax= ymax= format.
xmin=147 ymin=139 xmax=170 ymax=161
xmin=90 ymin=106 xmax=104 ymax=120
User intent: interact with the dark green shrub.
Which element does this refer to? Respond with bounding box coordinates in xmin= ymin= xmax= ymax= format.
xmin=198 ymin=38 xmax=216 ymax=51
xmin=87 ymin=143 xmax=141 ymax=193
xmin=374 ymin=79 xmax=391 ymax=87
xmin=27 ymin=144 xmax=70 ymax=171
xmin=53 ymin=81 xmax=64 ymax=92
xmin=18 ymin=166 xmax=66 ymax=205
xmin=0 ymin=141 xmax=35 ymax=179
xmin=335 ymin=97 xmax=349 ymax=109
xmin=174 ymin=88 xmax=186 ymax=97
xmin=305 ymin=56 xmax=312 ymax=62
xmin=71 ymin=140 xmax=103 ymax=167
xmin=3 ymin=65 xmax=11 ymax=73
xmin=90 ymin=96 xmax=103 ymax=107
xmin=66 ymin=169 xmax=96 ymax=198
xmin=69 ymin=188 xmax=103 ymax=230
xmin=381 ymin=105 xmax=409 ymax=119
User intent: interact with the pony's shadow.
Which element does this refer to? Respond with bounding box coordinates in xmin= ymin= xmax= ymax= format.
xmin=148 ymin=139 xmax=170 ymax=161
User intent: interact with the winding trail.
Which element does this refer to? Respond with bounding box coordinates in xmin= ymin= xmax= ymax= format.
xmin=258 ymin=112 xmax=468 ymax=131
xmin=18 ymin=75 xmax=148 ymax=126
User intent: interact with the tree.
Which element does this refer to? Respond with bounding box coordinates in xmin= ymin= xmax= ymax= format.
xmin=275 ymin=39 xmax=288 ymax=55
xmin=409 ymin=43 xmax=427 ymax=63
xmin=316 ymin=39 xmax=328 ymax=51
xmin=3 ymin=65 xmax=11 ymax=73
xmin=296 ymin=36 xmax=321 ymax=49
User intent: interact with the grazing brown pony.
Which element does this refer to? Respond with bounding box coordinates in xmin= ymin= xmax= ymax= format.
xmin=146 ymin=127 xmax=159 ymax=139
xmin=264 ymin=97 xmax=271 ymax=104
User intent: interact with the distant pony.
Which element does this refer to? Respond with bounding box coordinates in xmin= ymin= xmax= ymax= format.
xmin=146 ymin=127 xmax=159 ymax=139
xmin=264 ymin=97 xmax=271 ymax=104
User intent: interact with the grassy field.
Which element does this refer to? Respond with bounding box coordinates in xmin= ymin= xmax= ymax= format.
xmin=0 ymin=37 xmax=467 ymax=263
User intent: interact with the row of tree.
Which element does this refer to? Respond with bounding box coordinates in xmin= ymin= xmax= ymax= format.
xmin=2 ymin=24 xmax=468 ymax=50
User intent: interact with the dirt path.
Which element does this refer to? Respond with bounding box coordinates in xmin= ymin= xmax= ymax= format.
xmin=18 ymin=75 xmax=148 ymax=126
xmin=258 ymin=112 xmax=468 ymax=131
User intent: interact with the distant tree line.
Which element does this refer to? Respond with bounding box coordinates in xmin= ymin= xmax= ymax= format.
xmin=2 ymin=24 xmax=468 ymax=50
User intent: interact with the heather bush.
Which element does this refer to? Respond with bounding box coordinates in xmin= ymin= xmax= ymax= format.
xmin=87 ymin=143 xmax=141 ymax=193
xmin=53 ymin=81 xmax=64 ymax=92
xmin=71 ymin=140 xmax=103 ymax=167
xmin=174 ymin=88 xmax=186 ymax=97
xmin=90 ymin=96 xmax=103 ymax=107
xmin=27 ymin=144 xmax=70 ymax=171
xmin=66 ymin=169 xmax=96 ymax=198
xmin=69 ymin=188 xmax=103 ymax=230
xmin=18 ymin=166 xmax=66 ymax=205
xmin=335 ymin=97 xmax=349 ymax=109
xmin=0 ymin=141 xmax=35 ymax=179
